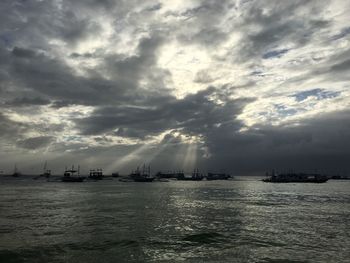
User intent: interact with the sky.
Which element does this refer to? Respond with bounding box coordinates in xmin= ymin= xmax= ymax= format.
xmin=0 ymin=0 xmax=350 ymax=175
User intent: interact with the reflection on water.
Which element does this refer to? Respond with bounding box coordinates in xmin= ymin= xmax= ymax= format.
xmin=0 ymin=178 xmax=349 ymax=262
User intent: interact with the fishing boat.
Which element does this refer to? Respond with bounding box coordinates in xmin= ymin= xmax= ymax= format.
xmin=118 ymin=177 xmax=134 ymax=182
xmin=177 ymin=168 xmax=204 ymax=181
xmin=206 ymin=172 xmax=231 ymax=180
xmin=129 ymin=164 xmax=155 ymax=182
xmin=40 ymin=161 xmax=51 ymax=178
xmin=112 ymin=172 xmax=119 ymax=177
xmin=330 ymin=175 xmax=350 ymax=180
xmin=34 ymin=161 xmax=51 ymax=179
xmin=12 ymin=164 xmax=21 ymax=177
xmin=155 ymin=171 xmax=183 ymax=179
xmin=61 ymin=165 xmax=85 ymax=182
xmin=89 ymin=168 xmax=103 ymax=180
xmin=263 ymin=172 xmax=328 ymax=183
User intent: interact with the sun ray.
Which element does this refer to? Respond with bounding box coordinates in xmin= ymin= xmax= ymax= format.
xmin=182 ymin=139 xmax=198 ymax=172
xmin=104 ymin=144 xmax=150 ymax=174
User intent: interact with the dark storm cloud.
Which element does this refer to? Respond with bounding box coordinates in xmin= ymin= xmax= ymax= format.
xmin=0 ymin=113 xmax=26 ymax=138
xmin=70 ymin=107 xmax=350 ymax=175
xmin=102 ymin=36 xmax=166 ymax=89
xmin=0 ymin=0 xmax=101 ymax=49
xmin=5 ymin=48 xmax=110 ymax=104
xmin=234 ymin=0 xmax=330 ymax=61
xmin=0 ymin=34 xmax=166 ymax=107
xmin=75 ymin=86 xmax=253 ymax=138
xmin=202 ymin=110 xmax=350 ymax=174
xmin=172 ymin=0 xmax=233 ymax=46
xmin=0 ymin=0 xmax=122 ymax=107
xmin=0 ymin=113 xmax=60 ymax=152
xmin=16 ymin=136 xmax=55 ymax=150
xmin=4 ymin=97 xmax=51 ymax=107
xmin=68 ymin=0 xmax=118 ymax=10
xmin=322 ymin=51 xmax=350 ymax=81
xmin=12 ymin=47 xmax=37 ymax=58
xmin=291 ymin=48 xmax=350 ymax=85
xmin=330 ymin=59 xmax=350 ymax=72
xmin=50 ymin=100 xmax=77 ymax=109
xmin=144 ymin=3 xmax=162 ymax=12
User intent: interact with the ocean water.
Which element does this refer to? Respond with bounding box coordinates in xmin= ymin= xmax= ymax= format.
xmin=0 ymin=177 xmax=349 ymax=263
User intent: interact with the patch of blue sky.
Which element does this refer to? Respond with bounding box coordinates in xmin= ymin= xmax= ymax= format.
xmin=274 ymin=104 xmax=298 ymax=116
xmin=262 ymin=48 xmax=289 ymax=59
xmin=250 ymin=70 xmax=264 ymax=76
xmin=0 ymin=33 xmax=13 ymax=47
xmin=293 ymin=88 xmax=341 ymax=102
xmin=332 ymin=27 xmax=350 ymax=41
xmin=62 ymin=135 xmax=84 ymax=142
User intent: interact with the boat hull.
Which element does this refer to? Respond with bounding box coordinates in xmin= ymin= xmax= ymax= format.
xmin=206 ymin=176 xmax=230 ymax=180
xmin=133 ymin=177 xmax=155 ymax=182
xmin=262 ymin=178 xmax=328 ymax=183
xmin=177 ymin=177 xmax=203 ymax=181
xmin=61 ymin=177 xmax=86 ymax=182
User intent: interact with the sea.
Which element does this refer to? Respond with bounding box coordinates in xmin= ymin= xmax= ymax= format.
xmin=0 ymin=177 xmax=349 ymax=263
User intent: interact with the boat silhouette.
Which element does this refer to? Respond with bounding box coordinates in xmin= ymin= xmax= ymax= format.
xmin=61 ymin=165 xmax=85 ymax=182
xmin=156 ymin=171 xmax=183 ymax=179
xmin=34 ymin=161 xmax=51 ymax=179
xmin=129 ymin=164 xmax=154 ymax=182
xmin=206 ymin=172 xmax=231 ymax=180
xmin=177 ymin=168 xmax=204 ymax=181
xmin=263 ymin=172 xmax=328 ymax=183
xmin=89 ymin=168 xmax=103 ymax=180
xmin=12 ymin=164 xmax=21 ymax=177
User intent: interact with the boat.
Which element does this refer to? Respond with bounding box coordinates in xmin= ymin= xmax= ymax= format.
xmin=40 ymin=161 xmax=51 ymax=178
xmin=330 ymin=175 xmax=350 ymax=180
xmin=34 ymin=161 xmax=51 ymax=179
xmin=206 ymin=172 xmax=231 ymax=180
xmin=61 ymin=165 xmax=85 ymax=182
xmin=118 ymin=177 xmax=134 ymax=182
xmin=88 ymin=168 xmax=103 ymax=180
xmin=155 ymin=171 xmax=183 ymax=179
xmin=177 ymin=168 xmax=204 ymax=181
xmin=262 ymin=172 xmax=328 ymax=183
xmin=12 ymin=164 xmax=21 ymax=177
xmin=129 ymin=165 xmax=155 ymax=182
xmin=112 ymin=172 xmax=119 ymax=177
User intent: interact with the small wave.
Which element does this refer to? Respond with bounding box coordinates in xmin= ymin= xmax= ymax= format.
xmin=0 ymin=246 xmax=64 ymax=263
xmin=0 ymin=239 xmax=141 ymax=262
xmin=239 ymin=237 xmax=286 ymax=248
xmin=259 ymin=258 xmax=310 ymax=263
xmin=181 ymin=232 xmax=227 ymax=245
xmin=42 ymin=230 xmax=65 ymax=236
xmin=65 ymin=239 xmax=139 ymax=251
xmin=0 ymin=250 xmax=22 ymax=263
xmin=0 ymin=228 xmax=14 ymax=234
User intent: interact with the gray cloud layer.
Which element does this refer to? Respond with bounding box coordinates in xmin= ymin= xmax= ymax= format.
xmin=0 ymin=0 xmax=350 ymax=174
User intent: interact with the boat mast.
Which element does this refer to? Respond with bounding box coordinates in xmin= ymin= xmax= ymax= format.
xmin=43 ymin=161 xmax=47 ymax=173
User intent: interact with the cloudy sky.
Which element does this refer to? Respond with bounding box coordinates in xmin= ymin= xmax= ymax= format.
xmin=1 ymin=0 xmax=350 ymax=175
